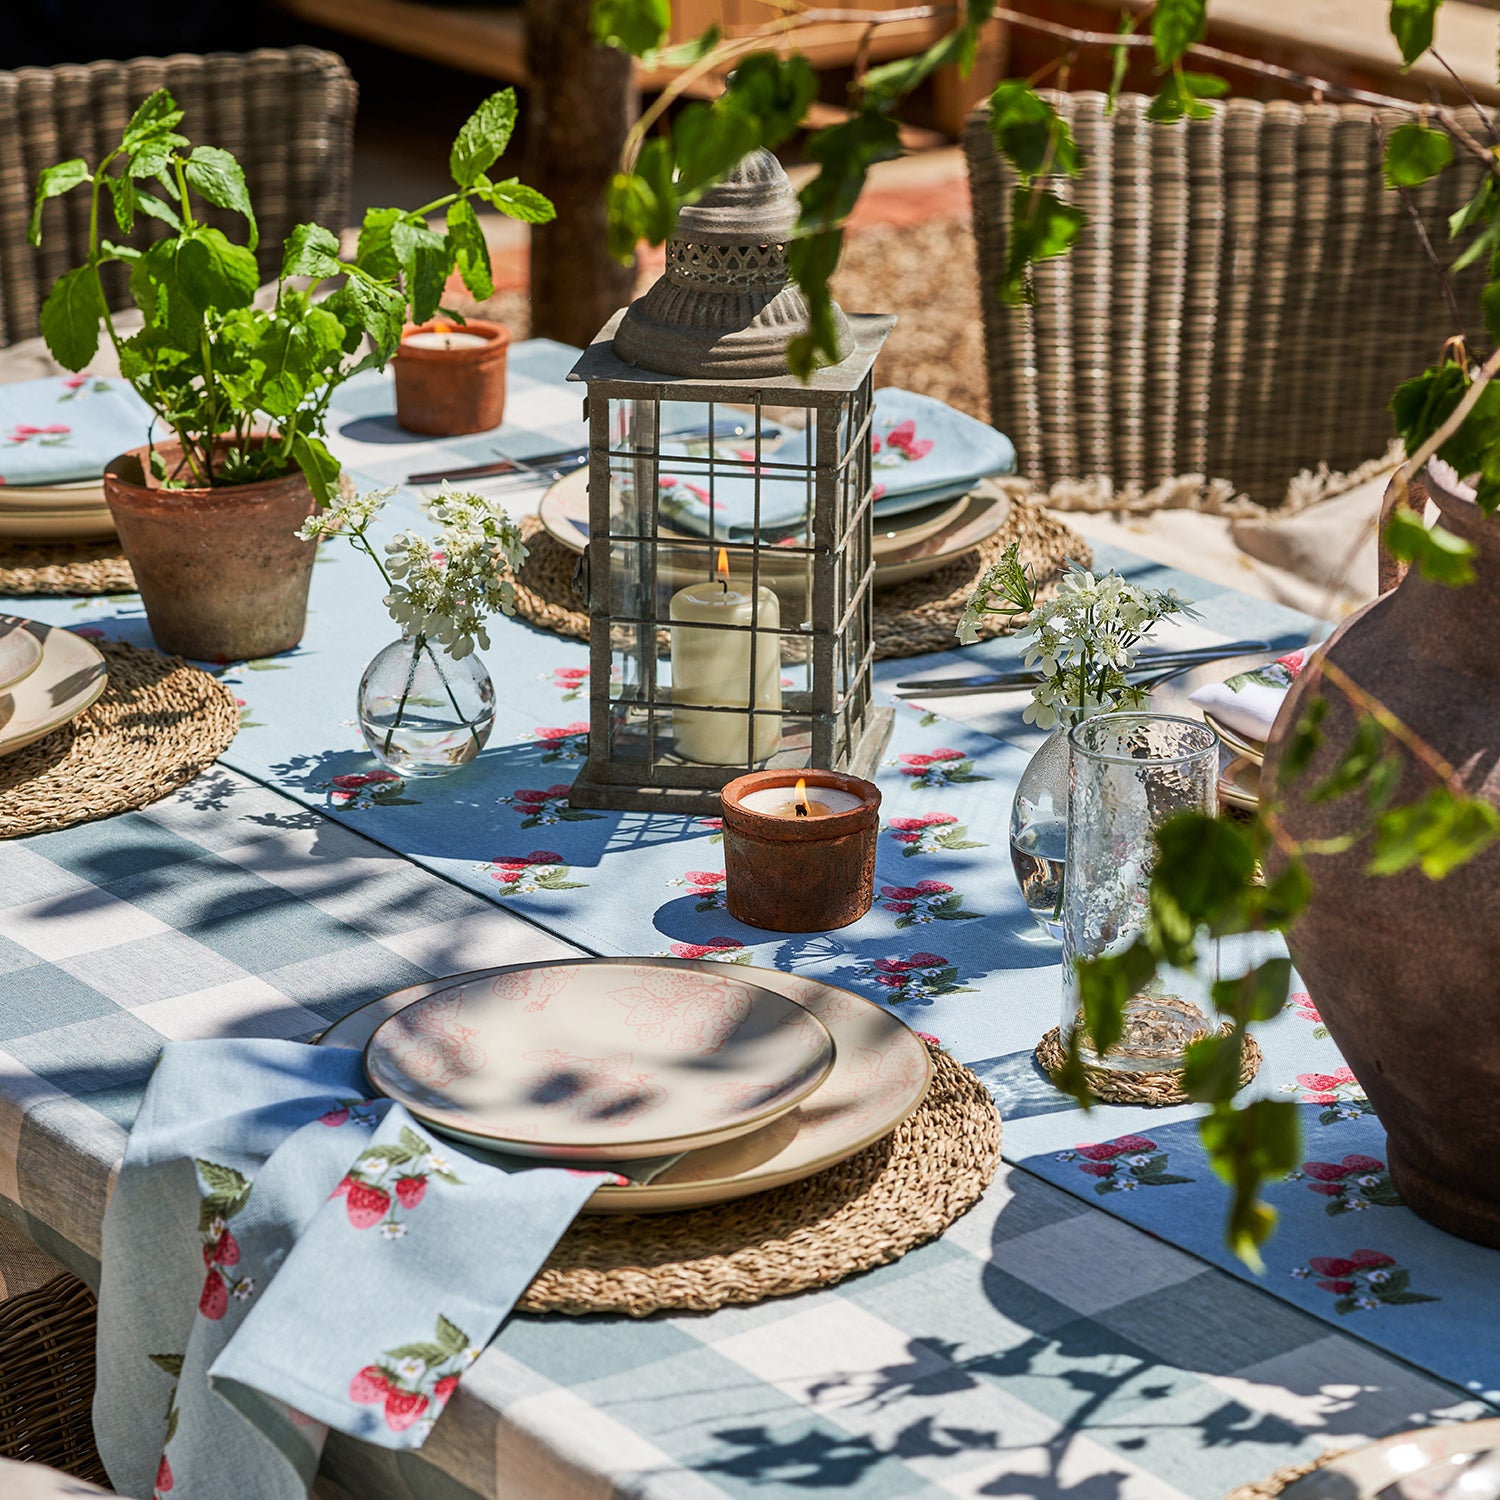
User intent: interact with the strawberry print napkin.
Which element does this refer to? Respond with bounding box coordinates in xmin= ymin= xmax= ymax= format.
xmin=1188 ymin=649 xmax=1309 ymax=744
xmin=95 ymin=1040 xmax=608 ymax=1500
xmin=0 ymin=374 xmax=153 ymax=486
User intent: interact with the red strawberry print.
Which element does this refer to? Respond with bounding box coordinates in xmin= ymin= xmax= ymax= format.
xmin=349 ymin=1365 xmax=390 ymax=1404
xmin=1308 ymin=1256 xmax=1357 ymax=1278
xmin=395 ymin=1175 xmax=427 ymax=1210
xmin=1318 ymin=1277 xmax=1356 ymax=1294
xmin=383 ymin=1390 xmax=429 ymax=1432
xmin=1347 ymin=1249 xmax=1395 ymax=1269
xmin=330 ymin=1174 xmax=353 ymax=1199
xmin=433 ymin=1375 xmax=459 ymax=1405
xmin=155 ymin=1454 xmax=173 ymax=1493
xmin=199 ymin=1270 xmax=228 ymax=1321
xmin=346 ymin=1182 xmax=391 ymax=1230
xmin=213 ymin=1230 xmax=239 ymax=1267
xmin=320 ymin=1107 xmax=350 ymax=1126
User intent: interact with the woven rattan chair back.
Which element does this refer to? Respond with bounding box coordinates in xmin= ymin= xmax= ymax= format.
xmin=964 ymin=93 xmax=1490 ymax=507
xmin=0 ymin=47 xmax=356 ymax=349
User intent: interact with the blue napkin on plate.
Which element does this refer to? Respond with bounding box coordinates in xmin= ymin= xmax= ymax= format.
xmin=94 ymin=1039 xmax=613 ymax=1500
xmin=656 ymin=388 xmax=1014 ymax=542
xmin=0 ymin=375 xmax=154 ymax=486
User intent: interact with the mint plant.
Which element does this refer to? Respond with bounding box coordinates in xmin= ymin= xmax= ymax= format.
xmin=30 ymin=86 xmax=552 ymax=501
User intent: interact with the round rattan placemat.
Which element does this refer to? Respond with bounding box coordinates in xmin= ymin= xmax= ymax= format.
xmin=517 ymin=1043 xmax=1000 ymax=1317
xmin=1219 ymin=1450 xmax=1344 ymax=1500
xmin=0 ymin=640 xmax=240 ymax=839
xmin=1034 ymin=1024 xmax=1263 ymax=1107
xmin=0 ymin=539 xmax=134 ymax=597
xmin=508 ymin=490 xmax=1092 ymax=661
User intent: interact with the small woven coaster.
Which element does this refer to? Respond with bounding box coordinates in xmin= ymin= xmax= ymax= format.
xmin=518 ymin=1044 xmax=1001 ymax=1318
xmin=1034 ymin=1024 xmax=1263 ymax=1107
xmin=0 ymin=641 xmax=240 ymax=839
xmin=0 ymin=538 xmax=134 ymax=597
xmin=1219 ymin=1449 xmax=1344 ymax=1500
xmin=508 ymin=491 xmax=1092 ymax=662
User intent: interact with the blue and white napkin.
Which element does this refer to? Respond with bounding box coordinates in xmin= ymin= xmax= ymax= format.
xmin=95 ymin=1039 xmax=613 ymax=1500
xmin=0 ymin=375 xmax=154 ymax=487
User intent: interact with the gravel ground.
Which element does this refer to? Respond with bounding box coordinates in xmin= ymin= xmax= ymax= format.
xmin=458 ymin=214 xmax=990 ymax=421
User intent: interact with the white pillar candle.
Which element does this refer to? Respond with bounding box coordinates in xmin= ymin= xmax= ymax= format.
xmin=669 ymin=550 xmax=782 ymax=765
xmin=737 ymin=785 xmax=865 ymax=818
xmin=402 ymin=330 xmax=491 ymax=350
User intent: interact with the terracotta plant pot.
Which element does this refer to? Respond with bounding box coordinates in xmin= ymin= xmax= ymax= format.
xmin=393 ymin=319 xmax=510 ymax=436
xmin=1263 ymin=464 xmax=1500 ymax=1245
xmin=103 ymin=439 xmax=317 ymax=663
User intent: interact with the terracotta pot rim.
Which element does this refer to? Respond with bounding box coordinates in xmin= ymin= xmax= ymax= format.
xmin=397 ymin=319 xmax=511 ymax=365
xmin=103 ymin=437 xmax=314 ymax=514
xmin=721 ymin=768 xmax=880 ymax=839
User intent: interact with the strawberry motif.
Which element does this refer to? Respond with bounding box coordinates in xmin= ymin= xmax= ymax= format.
xmin=198 ymin=1270 xmax=228 ymax=1321
xmin=155 ymin=1454 xmax=173 ymax=1494
xmin=213 ymin=1230 xmax=239 ymax=1267
xmin=433 ymin=1375 xmax=459 ymax=1406
xmin=320 ymin=1107 xmax=350 ymax=1127
xmin=330 ymin=1174 xmax=353 ymax=1199
xmin=349 ymin=1365 xmax=390 ymax=1404
xmin=395 ymin=1175 xmax=427 ymax=1210
xmin=346 ymin=1182 xmax=390 ymax=1230
xmin=383 ymin=1389 xmax=429 ymax=1432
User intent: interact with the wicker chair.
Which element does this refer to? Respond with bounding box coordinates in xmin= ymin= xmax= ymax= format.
xmin=0 ymin=47 xmax=357 ymax=349
xmin=963 ymin=93 xmax=1490 ymax=508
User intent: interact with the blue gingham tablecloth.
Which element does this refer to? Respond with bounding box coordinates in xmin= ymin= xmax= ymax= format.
xmin=0 ymin=342 xmax=1491 ymax=1498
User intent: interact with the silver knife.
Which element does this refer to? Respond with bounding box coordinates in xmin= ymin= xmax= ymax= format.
xmin=893 ymin=640 xmax=1273 ymax=696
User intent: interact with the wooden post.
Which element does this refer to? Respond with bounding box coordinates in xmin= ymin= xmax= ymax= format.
xmin=523 ymin=0 xmax=639 ymax=347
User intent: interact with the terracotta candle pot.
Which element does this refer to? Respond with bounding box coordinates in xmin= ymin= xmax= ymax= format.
xmin=393 ymin=319 xmax=510 ymax=436
xmin=721 ymin=770 xmax=881 ymax=932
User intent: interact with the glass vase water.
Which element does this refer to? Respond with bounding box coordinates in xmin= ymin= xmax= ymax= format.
xmin=1009 ymin=725 xmax=1071 ymax=939
xmin=358 ymin=634 xmax=495 ymax=776
xmin=1061 ymin=712 xmax=1219 ymax=1070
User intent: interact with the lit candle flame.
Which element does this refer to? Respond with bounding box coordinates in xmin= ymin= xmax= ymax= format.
xmin=431 ymin=320 xmax=452 ymax=333
xmin=716 ymin=547 xmax=730 ymax=583
xmin=793 ymin=777 xmax=810 ymax=817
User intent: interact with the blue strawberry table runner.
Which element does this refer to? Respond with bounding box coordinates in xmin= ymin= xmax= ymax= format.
xmin=0 ymin=374 xmax=154 ymax=485
xmin=96 ymin=1039 xmax=606 ymax=1500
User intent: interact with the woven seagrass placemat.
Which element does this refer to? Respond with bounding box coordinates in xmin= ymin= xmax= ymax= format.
xmin=0 ymin=641 xmax=239 ymax=839
xmin=1035 ymin=1024 xmax=1262 ymax=1107
xmin=0 ymin=539 xmax=134 ymax=597
xmin=518 ymin=1043 xmax=1000 ymax=1317
xmin=1220 ymin=1449 xmax=1343 ymax=1500
xmin=509 ymin=491 xmax=1092 ymax=662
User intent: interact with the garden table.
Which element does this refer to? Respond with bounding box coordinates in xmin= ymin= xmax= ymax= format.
xmin=0 ymin=342 xmax=1488 ymax=1500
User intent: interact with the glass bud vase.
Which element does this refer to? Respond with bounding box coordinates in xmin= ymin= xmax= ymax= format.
xmin=1061 ymin=712 xmax=1219 ymax=1071
xmin=357 ymin=635 xmax=495 ymax=777
xmin=1009 ymin=726 xmax=1071 ymax=939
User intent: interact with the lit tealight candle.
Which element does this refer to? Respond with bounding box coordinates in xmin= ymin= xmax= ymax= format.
xmin=737 ymin=777 xmax=864 ymax=819
xmin=669 ymin=548 xmax=782 ymax=765
xmin=402 ymin=328 xmax=491 ymax=351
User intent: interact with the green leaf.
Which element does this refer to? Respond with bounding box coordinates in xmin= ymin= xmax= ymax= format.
xmin=281 ymin=223 xmax=343 ymax=282
xmin=1369 ymin=786 xmax=1500 ymax=878
xmin=1199 ymin=1098 xmax=1301 ymax=1267
xmin=1390 ymin=0 xmax=1443 ymax=65
xmin=798 ymin=111 xmax=904 ymax=230
xmin=480 ymin=179 xmax=556 ymax=225
xmin=1481 ymin=280 xmax=1500 ymax=345
xmin=1181 ymin=1031 xmax=1247 ymax=1102
xmin=862 ymin=29 xmax=969 ymax=112
xmin=355 ymin=206 xmax=404 ymax=281
xmin=591 ymin=0 xmax=671 ymax=56
xmin=196 ymin=1160 xmax=250 ymax=1199
xmin=392 ymin=218 xmax=453 ymax=326
xmin=239 ymin=307 xmax=345 ymax=418
xmin=1182 ymin=71 xmax=1229 ymax=97
xmin=149 ymin=1353 xmax=184 ymax=1378
xmin=1389 ymin=362 xmax=1466 ymax=453
xmin=446 ymin=198 xmax=494 ymax=300
xmin=1000 ymin=185 xmax=1086 ymax=304
xmin=1073 ymin=938 xmax=1156 ymax=1057
xmin=400 ymin=1126 xmax=430 ymax=1158
xmin=1147 ymin=68 xmax=1219 ymax=122
xmin=787 ymin=228 xmax=846 ymax=377
xmin=40 ymin=267 xmax=105 ymax=371
xmin=29 ymin=159 xmax=91 ymax=247
xmin=1152 ymin=0 xmax=1207 ymax=65
xmin=1383 ymin=122 xmax=1453 ymax=189
xmin=185 ymin=146 xmax=258 ymax=250
xmin=134 ymin=189 xmax=182 ymax=230
xmin=1449 ymin=177 xmax=1494 ymax=239
xmin=435 ymin=1313 xmax=470 ymax=1356
xmin=987 ymin=82 xmax=1083 ymax=182
xmin=1108 ymin=12 xmax=1135 ymax=112
xmin=655 ymin=26 xmax=721 ymax=68
xmin=450 ymin=88 xmax=519 ymax=189
xmin=290 ymin=432 xmax=342 ymax=506
xmin=103 ymin=174 xmax=137 ymax=237
xmin=1152 ymin=813 xmax=1258 ymax=926
xmin=123 ymin=89 xmax=185 ymax=150
xmin=1383 ymin=502 xmax=1477 ymax=585
xmin=1381 ymin=1290 xmax=1440 ymax=1304
xmin=1211 ymin=958 xmax=1292 ymax=1025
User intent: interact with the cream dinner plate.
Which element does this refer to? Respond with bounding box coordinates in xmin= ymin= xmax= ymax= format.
xmin=363 ymin=959 xmax=835 ymax=1161
xmin=323 ymin=960 xmax=933 ymax=1214
xmin=0 ymin=508 xmax=116 ymax=541
xmin=0 ymin=623 xmax=44 ymax=693
xmin=872 ymin=492 xmax=971 ymax=558
xmin=1203 ymin=709 xmax=1265 ymax=765
xmin=874 ymin=484 xmax=1010 ymax=586
xmin=1218 ymin=749 xmax=1260 ymax=811
xmin=1280 ymin=1418 xmax=1500 ymax=1500
xmin=0 ymin=620 xmax=107 ymax=758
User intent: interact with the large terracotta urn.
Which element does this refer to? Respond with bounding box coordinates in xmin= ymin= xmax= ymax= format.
xmin=1263 ymin=464 xmax=1500 ymax=1245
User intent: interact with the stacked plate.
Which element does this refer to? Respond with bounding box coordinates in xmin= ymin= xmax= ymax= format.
xmin=0 ymin=480 xmax=115 ymax=540
xmin=320 ymin=958 xmax=933 ymax=1214
xmin=0 ymin=616 xmax=109 ymax=756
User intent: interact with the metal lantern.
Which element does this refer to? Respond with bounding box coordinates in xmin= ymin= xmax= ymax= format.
xmin=566 ymin=151 xmax=895 ymax=814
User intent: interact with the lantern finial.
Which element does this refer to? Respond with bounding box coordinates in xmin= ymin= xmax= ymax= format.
xmin=612 ymin=149 xmax=854 ymax=378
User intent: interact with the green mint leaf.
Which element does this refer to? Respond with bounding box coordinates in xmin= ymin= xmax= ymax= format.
xmin=356 ymin=206 xmax=404 ymax=281
xmin=122 ymin=88 xmax=185 ymax=149
xmin=40 ymin=266 xmax=105 ymax=371
xmin=447 ymin=199 xmax=494 ymax=299
xmin=1211 ymin=958 xmax=1292 ymax=1026
xmin=450 ymin=88 xmax=519 ymax=189
xmin=1383 ymin=502 xmax=1477 ymax=585
xmin=391 ymin=218 xmax=453 ymax=325
xmin=1000 ymin=185 xmax=1086 ymax=304
xmin=103 ymin=173 xmax=137 ymax=237
xmin=290 ymin=432 xmax=342 ymax=505
xmin=1390 ymin=0 xmax=1443 ymax=65
xmin=1182 ymin=71 xmax=1228 ymax=96
xmin=134 ymin=189 xmax=182 ymax=231
xmin=242 ymin=307 xmax=345 ymax=418
xmin=481 ymin=180 xmax=556 ymax=225
xmin=591 ymin=0 xmax=670 ymax=56
xmin=1152 ymin=813 xmax=1258 ymax=925
xmin=184 ymin=146 xmax=258 ymax=250
xmin=721 ymin=54 xmax=819 ymax=152
xmin=1450 ymin=178 xmax=1494 ymax=239
xmin=987 ymin=83 xmax=1083 ymax=183
xmin=1384 ymin=122 xmax=1453 ymax=188
xmin=1369 ymin=787 xmax=1499 ymax=878
xmin=1152 ymin=0 xmax=1206 ymax=65
xmin=281 ymin=222 xmax=343 ymax=282
xmin=29 ymin=159 xmax=91 ymax=247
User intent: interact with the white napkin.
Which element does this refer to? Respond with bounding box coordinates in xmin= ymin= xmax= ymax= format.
xmin=1189 ymin=650 xmax=1309 ymax=744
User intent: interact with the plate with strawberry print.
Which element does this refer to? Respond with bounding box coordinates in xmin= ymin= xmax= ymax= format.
xmin=0 ymin=619 xmax=107 ymax=758
xmin=361 ymin=959 xmax=835 ymax=1161
xmin=323 ymin=961 xmax=932 ymax=1213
